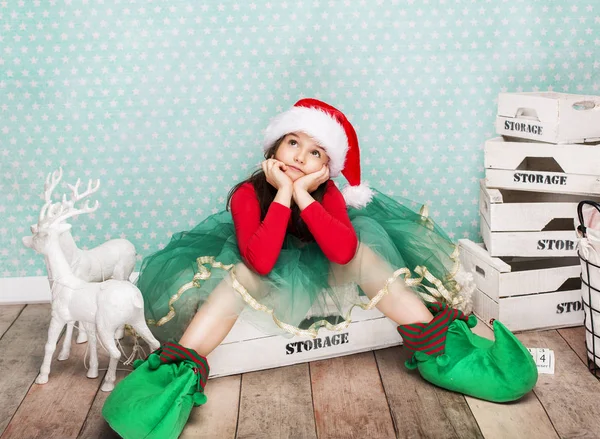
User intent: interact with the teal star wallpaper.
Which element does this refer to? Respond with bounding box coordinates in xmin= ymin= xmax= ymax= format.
xmin=1 ymin=0 xmax=599 ymax=277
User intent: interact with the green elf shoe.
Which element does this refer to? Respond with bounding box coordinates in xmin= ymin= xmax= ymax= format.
xmin=397 ymin=302 xmax=538 ymax=403
xmin=102 ymin=342 xmax=209 ymax=439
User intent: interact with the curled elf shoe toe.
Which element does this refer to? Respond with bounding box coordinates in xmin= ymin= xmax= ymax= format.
xmin=102 ymin=342 xmax=210 ymax=439
xmin=398 ymin=302 xmax=538 ymax=403
xmin=413 ymin=319 xmax=538 ymax=402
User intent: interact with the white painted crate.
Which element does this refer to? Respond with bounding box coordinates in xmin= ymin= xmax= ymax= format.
xmin=479 ymin=180 xmax=600 ymax=233
xmin=478 ymin=180 xmax=600 ymax=257
xmin=208 ymin=307 xmax=402 ymax=378
xmin=484 ymin=136 xmax=600 ymax=196
xmin=480 ymin=215 xmax=577 ymax=258
xmin=459 ymin=239 xmax=583 ymax=332
xmin=496 ymin=91 xmax=600 ymax=144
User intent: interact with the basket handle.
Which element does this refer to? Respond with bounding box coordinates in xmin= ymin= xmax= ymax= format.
xmin=577 ymin=200 xmax=600 ymax=237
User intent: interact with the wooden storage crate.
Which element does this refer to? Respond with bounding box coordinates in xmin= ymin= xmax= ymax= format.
xmin=480 ymin=216 xmax=577 ymax=258
xmin=495 ymin=91 xmax=600 ymax=144
xmin=484 ymin=136 xmax=600 ymax=196
xmin=478 ymin=179 xmax=598 ymax=257
xmin=479 ymin=179 xmax=600 ymax=233
xmin=459 ymin=239 xmax=583 ymax=332
xmin=208 ymin=307 xmax=402 ymax=378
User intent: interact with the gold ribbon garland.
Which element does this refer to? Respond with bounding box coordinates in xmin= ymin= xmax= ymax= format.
xmin=147 ymin=245 xmax=465 ymax=339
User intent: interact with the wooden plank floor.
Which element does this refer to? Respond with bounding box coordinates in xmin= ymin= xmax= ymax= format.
xmin=1 ymin=304 xmax=599 ymax=439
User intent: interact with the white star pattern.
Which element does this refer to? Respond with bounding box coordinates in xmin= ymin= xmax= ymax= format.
xmin=1 ymin=1 xmax=600 ymax=276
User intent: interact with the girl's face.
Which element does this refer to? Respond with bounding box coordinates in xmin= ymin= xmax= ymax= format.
xmin=273 ymin=132 xmax=330 ymax=181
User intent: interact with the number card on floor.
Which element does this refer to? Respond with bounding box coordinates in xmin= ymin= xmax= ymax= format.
xmin=527 ymin=348 xmax=555 ymax=374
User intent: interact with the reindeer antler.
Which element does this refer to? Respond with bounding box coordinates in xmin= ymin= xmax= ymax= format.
xmin=48 ymin=177 xmax=101 ymax=225
xmin=38 ymin=168 xmax=63 ymax=224
xmin=44 ymin=168 xmax=63 ymax=202
xmin=37 ymin=168 xmax=101 ymax=227
xmin=65 ymin=178 xmax=101 ymax=207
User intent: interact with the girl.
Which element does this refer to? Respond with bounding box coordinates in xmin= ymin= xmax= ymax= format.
xmin=103 ymin=99 xmax=537 ymax=439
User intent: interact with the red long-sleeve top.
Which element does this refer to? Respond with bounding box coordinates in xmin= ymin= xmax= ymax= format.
xmin=230 ymin=180 xmax=358 ymax=276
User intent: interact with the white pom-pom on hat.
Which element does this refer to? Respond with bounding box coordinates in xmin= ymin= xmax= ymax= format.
xmin=341 ymin=183 xmax=374 ymax=209
xmin=263 ymin=98 xmax=374 ymax=208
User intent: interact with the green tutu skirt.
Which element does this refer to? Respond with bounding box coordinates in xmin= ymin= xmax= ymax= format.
xmin=137 ymin=189 xmax=473 ymax=342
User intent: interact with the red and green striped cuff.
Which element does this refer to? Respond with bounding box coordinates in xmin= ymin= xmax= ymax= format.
xmin=152 ymin=342 xmax=210 ymax=388
xmin=397 ymin=302 xmax=469 ymax=357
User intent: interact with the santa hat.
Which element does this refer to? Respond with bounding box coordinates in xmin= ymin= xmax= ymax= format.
xmin=263 ymin=98 xmax=374 ymax=208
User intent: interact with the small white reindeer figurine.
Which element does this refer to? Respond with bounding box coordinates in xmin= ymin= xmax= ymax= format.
xmin=23 ymin=179 xmax=160 ymax=391
xmin=36 ymin=168 xmax=137 ymax=347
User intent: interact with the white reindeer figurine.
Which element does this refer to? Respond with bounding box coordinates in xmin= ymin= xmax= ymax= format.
xmin=23 ymin=184 xmax=160 ymax=392
xmin=36 ymin=168 xmax=137 ymax=348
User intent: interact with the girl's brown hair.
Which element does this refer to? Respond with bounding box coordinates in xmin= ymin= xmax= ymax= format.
xmin=226 ymin=135 xmax=328 ymax=242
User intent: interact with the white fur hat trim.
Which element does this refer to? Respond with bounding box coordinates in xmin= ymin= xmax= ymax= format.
xmin=263 ymin=106 xmax=348 ymax=177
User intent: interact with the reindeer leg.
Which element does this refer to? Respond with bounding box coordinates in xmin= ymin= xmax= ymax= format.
xmin=76 ymin=321 xmax=88 ymax=344
xmin=57 ymin=321 xmax=74 ymax=361
xmin=83 ymin=323 xmax=99 ymax=379
xmin=114 ymin=325 xmax=125 ymax=340
xmin=97 ymin=326 xmax=122 ymax=392
xmin=101 ymin=355 xmax=120 ymax=393
xmin=130 ymin=314 xmax=160 ymax=352
xmin=36 ymin=317 xmax=65 ymax=385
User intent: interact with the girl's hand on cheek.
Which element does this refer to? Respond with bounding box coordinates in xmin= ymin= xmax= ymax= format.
xmin=262 ymin=159 xmax=293 ymax=191
xmin=293 ymin=165 xmax=330 ymax=193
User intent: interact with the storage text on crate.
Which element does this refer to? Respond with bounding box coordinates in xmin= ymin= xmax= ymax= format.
xmin=513 ymin=173 xmax=567 ymax=186
xmin=556 ymin=299 xmax=583 ymax=315
xmin=503 ymin=120 xmax=544 ymax=136
xmin=285 ymin=332 xmax=349 ymax=355
xmin=537 ymin=239 xmax=575 ymax=251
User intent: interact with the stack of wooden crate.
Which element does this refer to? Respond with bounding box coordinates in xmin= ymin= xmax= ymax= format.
xmin=460 ymin=91 xmax=600 ymax=332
